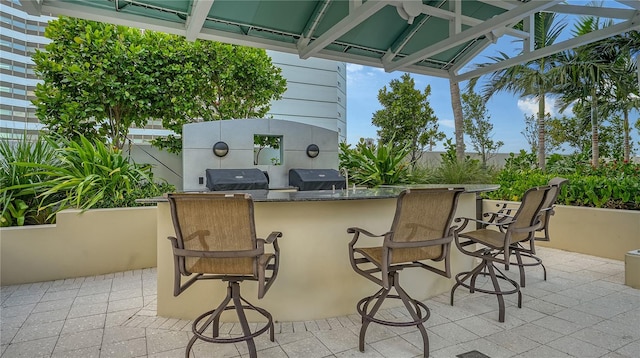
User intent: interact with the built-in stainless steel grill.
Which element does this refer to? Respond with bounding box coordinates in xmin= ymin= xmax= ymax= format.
xmin=288 ymin=169 xmax=346 ymax=191
xmin=205 ymin=168 xmax=269 ymax=191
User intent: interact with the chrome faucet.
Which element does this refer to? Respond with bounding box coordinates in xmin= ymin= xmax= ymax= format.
xmin=340 ymin=167 xmax=349 ymax=191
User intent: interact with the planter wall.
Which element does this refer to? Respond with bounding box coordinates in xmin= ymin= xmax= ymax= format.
xmin=483 ymin=200 xmax=640 ymax=261
xmin=1 ymin=207 xmax=157 ymax=286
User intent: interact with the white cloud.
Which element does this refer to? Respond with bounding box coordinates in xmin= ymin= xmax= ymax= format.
xmin=346 ymin=63 xmax=364 ymax=74
xmin=516 ymin=96 xmax=559 ymax=117
xmin=346 ymin=64 xmax=367 ymax=86
xmin=440 ymin=119 xmax=455 ymax=129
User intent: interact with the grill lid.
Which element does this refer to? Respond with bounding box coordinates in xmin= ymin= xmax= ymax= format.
xmin=205 ymin=168 xmax=269 ymax=191
xmin=289 ymin=169 xmax=345 ymax=191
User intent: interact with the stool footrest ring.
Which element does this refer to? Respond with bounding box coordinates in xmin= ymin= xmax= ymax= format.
xmin=454 ymin=271 xmax=519 ymax=296
xmin=192 ymin=305 xmax=273 ymax=343
xmin=357 ymin=294 xmax=431 ymax=327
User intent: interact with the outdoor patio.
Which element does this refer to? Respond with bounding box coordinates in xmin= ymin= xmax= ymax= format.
xmin=1 ymin=246 xmax=638 ymax=358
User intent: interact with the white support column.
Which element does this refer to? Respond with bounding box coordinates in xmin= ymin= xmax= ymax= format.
xmin=523 ymin=15 xmax=535 ymax=53
xmin=185 ymin=0 xmax=214 ymax=41
xmin=449 ymin=0 xmax=462 ymax=35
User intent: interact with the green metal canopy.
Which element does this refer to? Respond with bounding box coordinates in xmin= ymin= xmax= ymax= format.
xmin=22 ymin=0 xmax=640 ymax=81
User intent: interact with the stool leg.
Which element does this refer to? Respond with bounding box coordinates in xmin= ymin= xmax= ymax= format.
xmin=486 ymin=262 xmax=505 ymax=323
xmin=186 ymin=285 xmax=233 ymax=357
xmin=185 ymin=335 xmax=197 ymax=358
xmin=359 ymin=286 xmax=390 ymax=352
xmin=230 ymin=282 xmax=258 ymax=358
xmin=470 ymin=260 xmax=488 ymax=293
xmin=212 ymin=315 xmax=220 ymax=338
xmin=514 ymin=249 xmax=526 ymax=287
xmin=451 ymin=260 xmax=485 ymax=306
xmin=394 ymin=274 xmax=428 ymax=358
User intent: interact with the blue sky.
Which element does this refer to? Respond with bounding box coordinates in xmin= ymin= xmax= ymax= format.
xmin=345 ymin=61 xmax=561 ymax=153
xmin=344 ymin=2 xmax=640 ymax=154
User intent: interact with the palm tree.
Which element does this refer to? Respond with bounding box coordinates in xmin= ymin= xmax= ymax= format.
xmin=449 ymin=80 xmax=466 ymax=161
xmin=469 ymin=12 xmax=566 ymax=171
xmin=602 ymin=32 xmax=640 ymax=162
xmin=607 ymin=57 xmax=639 ymax=162
xmin=551 ymin=16 xmax=628 ymax=167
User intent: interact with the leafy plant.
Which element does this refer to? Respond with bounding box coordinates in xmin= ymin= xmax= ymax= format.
xmin=486 ymin=150 xmax=640 ymax=210
xmin=1 ymin=199 xmax=28 ymax=227
xmin=427 ymin=139 xmax=494 ymax=184
xmin=4 ymin=134 xmax=174 ymax=222
xmin=0 ymin=135 xmax=60 ymax=226
xmin=34 ymin=17 xmax=287 ymax=153
xmin=503 ymin=150 xmax=538 ymax=172
xmin=339 ymin=139 xmax=412 ymax=187
xmin=93 ymin=181 xmax=175 ymax=209
xmin=429 ymin=160 xmax=494 ymax=185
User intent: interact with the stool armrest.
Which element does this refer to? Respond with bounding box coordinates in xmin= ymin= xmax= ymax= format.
xmin=454 ymin=217 xmax=514 ymax=232
xmin=348 ymin=227 xmax=391 ymax=247
xmin=264 ymin=231 xmax=283 ymax=244
xmin=347 ymin=227 xmax=386 ymax=237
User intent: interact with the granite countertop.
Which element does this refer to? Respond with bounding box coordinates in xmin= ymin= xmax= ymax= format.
xmin=137 ymin=184 xmax=499 ymax=203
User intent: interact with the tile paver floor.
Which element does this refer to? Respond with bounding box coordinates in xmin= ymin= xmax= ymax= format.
xmin=1 ymin=247 xmax=638 ymax=357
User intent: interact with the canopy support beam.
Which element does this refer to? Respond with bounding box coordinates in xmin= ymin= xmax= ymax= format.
xmin=454 ymin=12 xmax=640 ymax=82
xmin=298 ymin=0 xmax=388 ymax=59
xmin=185 ymin=0 xmax=214 ymax=41
xmin=384 ymin=0 xmax=562 ymax=72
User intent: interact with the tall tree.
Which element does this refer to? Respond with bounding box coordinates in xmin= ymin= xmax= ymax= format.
xmin=552 ymin=15 xmax=623 ymax=167
xmin=33 ymin=17 xmax=156 ymax=149
xmin=33 ymin=17 xmax=287 ymax=153
xmin=547 ymin=103 xmax=631 ymax=158
xmin=635 ymin=117 xmax=640 ymax=148
xmin=547 ymin=104 xmax=594 ymax=154
xmin=601 ymin=31 xmax=640 ymax=162
xmin=449 ymin=80 xmax=466 ymax=161
xmin=372 ymin=73 xmax=444 ymax=168
xmin=461 ymin=89 xmax=504 ymax=167
xmin=469 ymin=12 xmax=567 ymax=170
xmin=150 ymin=41 xmax=287 ymax=153
xmin=524 ymin=113 xmax=561 ymax=154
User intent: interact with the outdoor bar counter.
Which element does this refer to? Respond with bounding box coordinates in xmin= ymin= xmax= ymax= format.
xmin=153 ymin=184 xmax=498 ymax=321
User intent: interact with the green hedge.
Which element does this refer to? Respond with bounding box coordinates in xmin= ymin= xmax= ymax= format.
xmin=485 ymin=152 xmax=640 ymax=210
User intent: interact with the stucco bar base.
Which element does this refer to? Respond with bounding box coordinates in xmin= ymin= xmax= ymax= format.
xmin=156 ymin=193 xmax=478 ymax=322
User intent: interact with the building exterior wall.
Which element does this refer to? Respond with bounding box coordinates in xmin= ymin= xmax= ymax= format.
xmin=267 ymin=51 xmax=347 ymax=142
xmin=0 ymin=0 xmax=51 ymax=139
xmin=0 ymin=1 xmax=347 ymax=144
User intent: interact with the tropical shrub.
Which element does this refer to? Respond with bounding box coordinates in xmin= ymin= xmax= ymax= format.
xmin=425 ymin=139 xmax=495 ymax=184
xmin=93 ymin=181 xmax=175 ymax=209
xmin=339 ymin=140 xmax=412 ymax=186
xmin=0 ymin=135 xmax=61 ymax=226
xmin=1 ymin=134 xmax=175 ymax=225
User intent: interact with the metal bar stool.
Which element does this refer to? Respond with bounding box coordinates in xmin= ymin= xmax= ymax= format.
xmin=167 ymin=193 xmax=282 ymax=358
xmin=450 ymin=185 xmax=551 ymax=322
xmin=348 ymin=188 xmax=464 ymax=357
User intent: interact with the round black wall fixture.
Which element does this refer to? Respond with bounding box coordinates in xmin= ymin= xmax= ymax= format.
xmin=213 ymin=141 xmax=229 ymax=157
xmin=306 ymin=144 xmax=320 ymax=158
